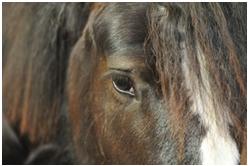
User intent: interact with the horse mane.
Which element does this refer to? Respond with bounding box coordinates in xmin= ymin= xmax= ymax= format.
xmin=147 ymin=2 xmax=246 ymax=163
xmin=3 ymin=3 xmax=91 ymax=146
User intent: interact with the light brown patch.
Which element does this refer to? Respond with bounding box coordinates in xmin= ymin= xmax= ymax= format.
xmin=240 ymin=130 xmax=247 ymax=164
xmin=90 ymin=3 xmax=106 ymax=12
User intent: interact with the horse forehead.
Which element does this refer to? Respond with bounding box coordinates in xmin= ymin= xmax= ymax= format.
xmin=107 ymin=55 xmax=146 ymax=69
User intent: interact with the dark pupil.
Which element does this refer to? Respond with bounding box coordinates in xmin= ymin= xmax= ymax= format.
xmin=114 ymin=77 xmax=132 ymax=91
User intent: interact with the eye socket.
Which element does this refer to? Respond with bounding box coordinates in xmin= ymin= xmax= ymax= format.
xmin=112 ymin=75 xmax=135 ymax=97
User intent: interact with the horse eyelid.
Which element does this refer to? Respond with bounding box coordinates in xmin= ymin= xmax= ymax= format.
xmin=101 ymin=69 xmax=133 ymax=80
xmin=108 ymin=67 xmax=133 ymax=73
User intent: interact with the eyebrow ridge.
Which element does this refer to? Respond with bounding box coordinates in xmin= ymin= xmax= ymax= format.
xmin=108 ymin=67 xmax=133 ymax=73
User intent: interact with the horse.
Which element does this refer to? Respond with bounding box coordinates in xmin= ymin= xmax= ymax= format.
xmin=3 ymin=2 xmax=247 ymax=164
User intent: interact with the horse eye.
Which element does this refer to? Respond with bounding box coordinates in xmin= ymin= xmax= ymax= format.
xmin=112 ymin=75 xmax=135 ymax=97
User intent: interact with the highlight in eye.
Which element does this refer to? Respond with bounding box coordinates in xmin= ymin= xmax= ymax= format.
xmin=112 ymin=74 xmax=135 ymax=97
